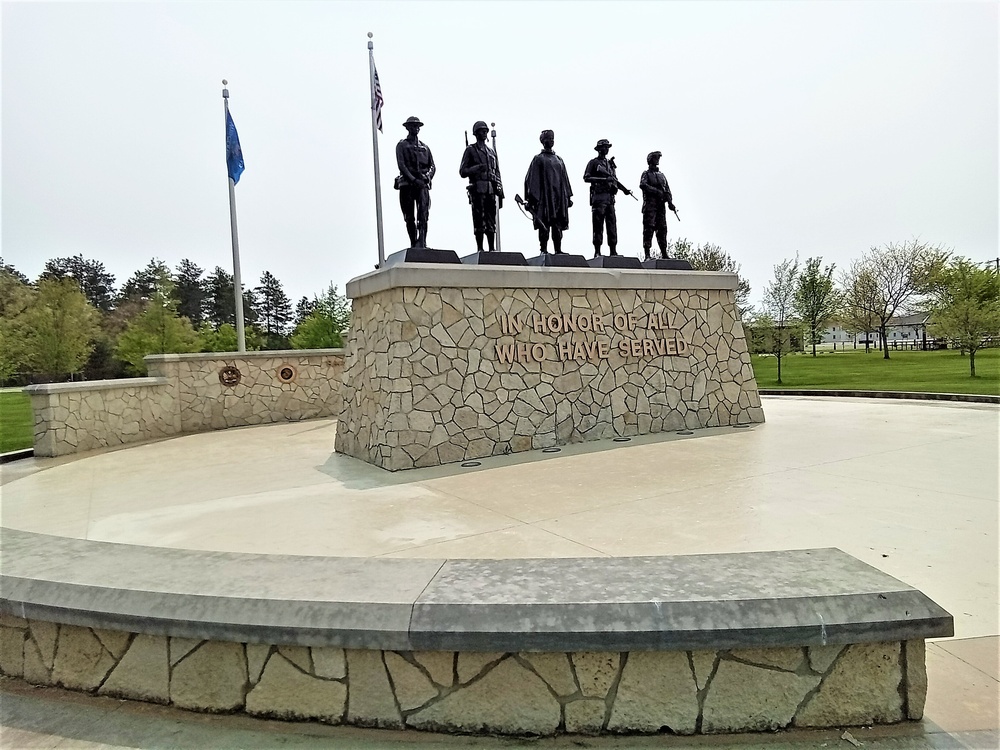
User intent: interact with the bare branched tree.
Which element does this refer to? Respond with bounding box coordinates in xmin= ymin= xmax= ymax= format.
xmin=840 ymin=240 xmax=946 ymax=360
xmin=761 ymin=256 xmax=800 ymax=384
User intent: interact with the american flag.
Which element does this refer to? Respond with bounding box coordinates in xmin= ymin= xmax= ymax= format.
xmin=372 ymin=63 xmax=384 ymax=133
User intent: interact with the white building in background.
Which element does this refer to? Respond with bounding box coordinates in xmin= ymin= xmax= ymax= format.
xmin=819 ymin=313 xmax=933 ymax=349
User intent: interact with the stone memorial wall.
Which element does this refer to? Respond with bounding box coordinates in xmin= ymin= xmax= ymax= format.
xmin=27 ymin=350 xmax=344 ymax=457
xmin=336 ymin=265 xmax=763 ymax=471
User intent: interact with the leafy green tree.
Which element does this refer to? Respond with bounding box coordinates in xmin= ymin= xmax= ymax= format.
xmin=290 ymin=284 xmax=351 ymax=349
xmin=115 ymin=273 xmax=199 ymax=374
xmin=21 ymin=277 xmax=100 ymax=381
xmin=173 ymin=259 xmax=206 ymax=327
xmin=927 ymin=258 xmax=1000 ymax=377
xmin=669 ymin=239 xmax=753 ymax=318
xmin=0 ymin=268 xmax=36 ymax=382
xmin=196 ymin=322 xmax=262 ymax=352
xmin=41 ymin=255 xmax=117 ymax=312
xmin=118 ymin=258 xmax=171 ymax=305
xmin=761 ymin=257 xmax=800 ymax=384
xmin=794 ymin=257 xmax=840 ymax=356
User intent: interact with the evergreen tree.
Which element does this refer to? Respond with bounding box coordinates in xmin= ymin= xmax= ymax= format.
xmin=204 ymin=266 xmax=236 ymax=329
xmin=254 ymin=271 xmax=293 ymax=349
xmin=203 ymin=266 xmax=257 ymax=332
xmin=21 ymin=277 xmax=100 ymax=381
xmin=173 ymin=259 xmax=206 ymax=327
xmin=118 ymin=258 xmax=171 ymax=304
xmin=41 ymin=254 xmax=117 ymax=312
xmin=293 ymin=296 xmax=316 ymax=327
xmin=0 ymin=257 xmax=30 ymax=285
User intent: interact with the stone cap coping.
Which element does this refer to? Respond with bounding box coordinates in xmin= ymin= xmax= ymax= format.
xmin=0 ymin=530 xmax=953 ymax=653
xmin=24 ymin=377 xmax=170 ymax=396
xmin=145 ymin=349 xmax=345 ymax=363
xmin=346 ymin=264 xmax=738 ymax=299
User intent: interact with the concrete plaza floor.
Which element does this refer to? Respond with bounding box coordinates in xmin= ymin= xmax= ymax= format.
xmin=1 ymin=396 xmax=997 ymax=748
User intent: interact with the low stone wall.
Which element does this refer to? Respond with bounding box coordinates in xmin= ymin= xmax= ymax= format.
xmin=28 ymin=378 xmax=178 ymax=456
xmin=336 ymin=265 xmax=763 ymax=471
xmin=0 ymin=618 xmax=926 ymax=735
xmin=0 ymin=532 xmax=953 ymax=737
xmin=26 ymin=350 xmax=344 ymax=457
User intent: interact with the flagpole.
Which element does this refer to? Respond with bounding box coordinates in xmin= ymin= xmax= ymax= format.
xmin=368 ymin=32 xmax=386 ymax=268
xmin=222 ymin=80 xmax=247 ymax=353
xmin=491 ymin=122 xmax=501 ymax=253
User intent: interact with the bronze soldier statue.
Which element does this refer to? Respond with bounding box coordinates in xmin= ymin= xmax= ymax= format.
xmin=395 ymin=116 xmax=436 ymax=248
xmin=459 ymin=121 xmax=504 ymax=252
xmin=522 ymin=130 xmax=573 ymax=254
xmin=583 ymin=139 xmax=634 ymax=257
xmin=639 ymin=151 xmax=676 ymax=259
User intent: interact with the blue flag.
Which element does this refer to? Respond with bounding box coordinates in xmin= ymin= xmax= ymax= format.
xmin=226 ymin=110 xmax=245 ymax=185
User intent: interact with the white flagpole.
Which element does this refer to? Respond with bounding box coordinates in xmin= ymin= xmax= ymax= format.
xmin=222 ymin=80 xmax=247 ymax=353
xmin=368 ymin=33 xmax=386 ymax=268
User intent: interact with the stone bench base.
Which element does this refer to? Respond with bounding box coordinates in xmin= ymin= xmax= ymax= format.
xmin=0 ymin=617 xmax=925 ymax=736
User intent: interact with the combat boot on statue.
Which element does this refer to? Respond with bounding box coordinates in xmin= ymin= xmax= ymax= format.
xmin=593 ymin=244 xmax=602 ymax=258
xmin=475 ymin=232 xmax=484 ymax=253
xmin=609 ymin=244 xmax=618 ymax=257
xmin=486 ymin=233 xmax=495 ymax=252
xmin=406 ymin=223 xmax=418 ymax=248
xmin=416 ymin=224 xmax=428 ymax=249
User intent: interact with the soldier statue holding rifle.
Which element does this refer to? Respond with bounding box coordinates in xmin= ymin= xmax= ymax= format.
xmin=639 ymin=150 xmax=678 ymax=260
xmin=459 ymin=121 xmax=504 ymax=252
xmin=582 ymin=138 xmax=635 ymax=257
xmin=395 ymin=116 xmax=436 ymax=248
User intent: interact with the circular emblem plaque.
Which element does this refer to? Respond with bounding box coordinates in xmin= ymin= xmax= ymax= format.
xmin=277 ymin=365 xmax=297 ymax=383
xmin=218 ymin=365 xmax=242 ymax=387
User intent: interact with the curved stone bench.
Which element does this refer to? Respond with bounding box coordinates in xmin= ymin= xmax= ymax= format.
xmin=0 ymin=529 xmax=953 ymax=736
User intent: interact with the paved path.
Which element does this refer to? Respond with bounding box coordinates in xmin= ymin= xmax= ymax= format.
xmin=1 ymin=396 xmax=997 ymax=748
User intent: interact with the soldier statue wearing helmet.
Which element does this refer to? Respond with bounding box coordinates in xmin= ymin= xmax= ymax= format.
xmin=583 ymin=138 xmax=634 ymax=257
xmin=395 ymin=116 xmax=436 ymax=248
xmin=639 ymin=151 xmax=677 ymax=259
xmin=459 ymin=121 xmax=504 ymax=252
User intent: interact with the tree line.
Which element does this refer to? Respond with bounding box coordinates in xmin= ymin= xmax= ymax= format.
xmin=755 ymin=240 xmax=1000 ymax=382
xmin=3 ymin=240 xmax=995 ymax=386
xmin=0 ymin=256 xmax=350 ymax=384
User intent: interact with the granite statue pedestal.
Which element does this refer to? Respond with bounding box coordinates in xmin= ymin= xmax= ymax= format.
xmin=335 ymin=261 xmax=763 ymax=471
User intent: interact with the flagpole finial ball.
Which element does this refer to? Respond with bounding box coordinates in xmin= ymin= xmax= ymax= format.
xmin=222 ymin=79 xmax=228 ymax=86
xmin=368 ymin=32 xmax=373 ymax=38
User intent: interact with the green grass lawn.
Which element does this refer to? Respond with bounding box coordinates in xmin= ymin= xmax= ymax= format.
xmin=0 ymin=389 xmax=34 ymax=453
xmin=752 ymin=347 xmax=1000 ymax=395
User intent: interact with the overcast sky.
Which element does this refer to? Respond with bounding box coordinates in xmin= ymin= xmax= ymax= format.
xmin=3 ymin=1 xmax=996 ymax=310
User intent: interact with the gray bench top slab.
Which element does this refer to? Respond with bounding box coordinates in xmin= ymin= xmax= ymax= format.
xmin=0 ymin=529 xmax=952 ymax=652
